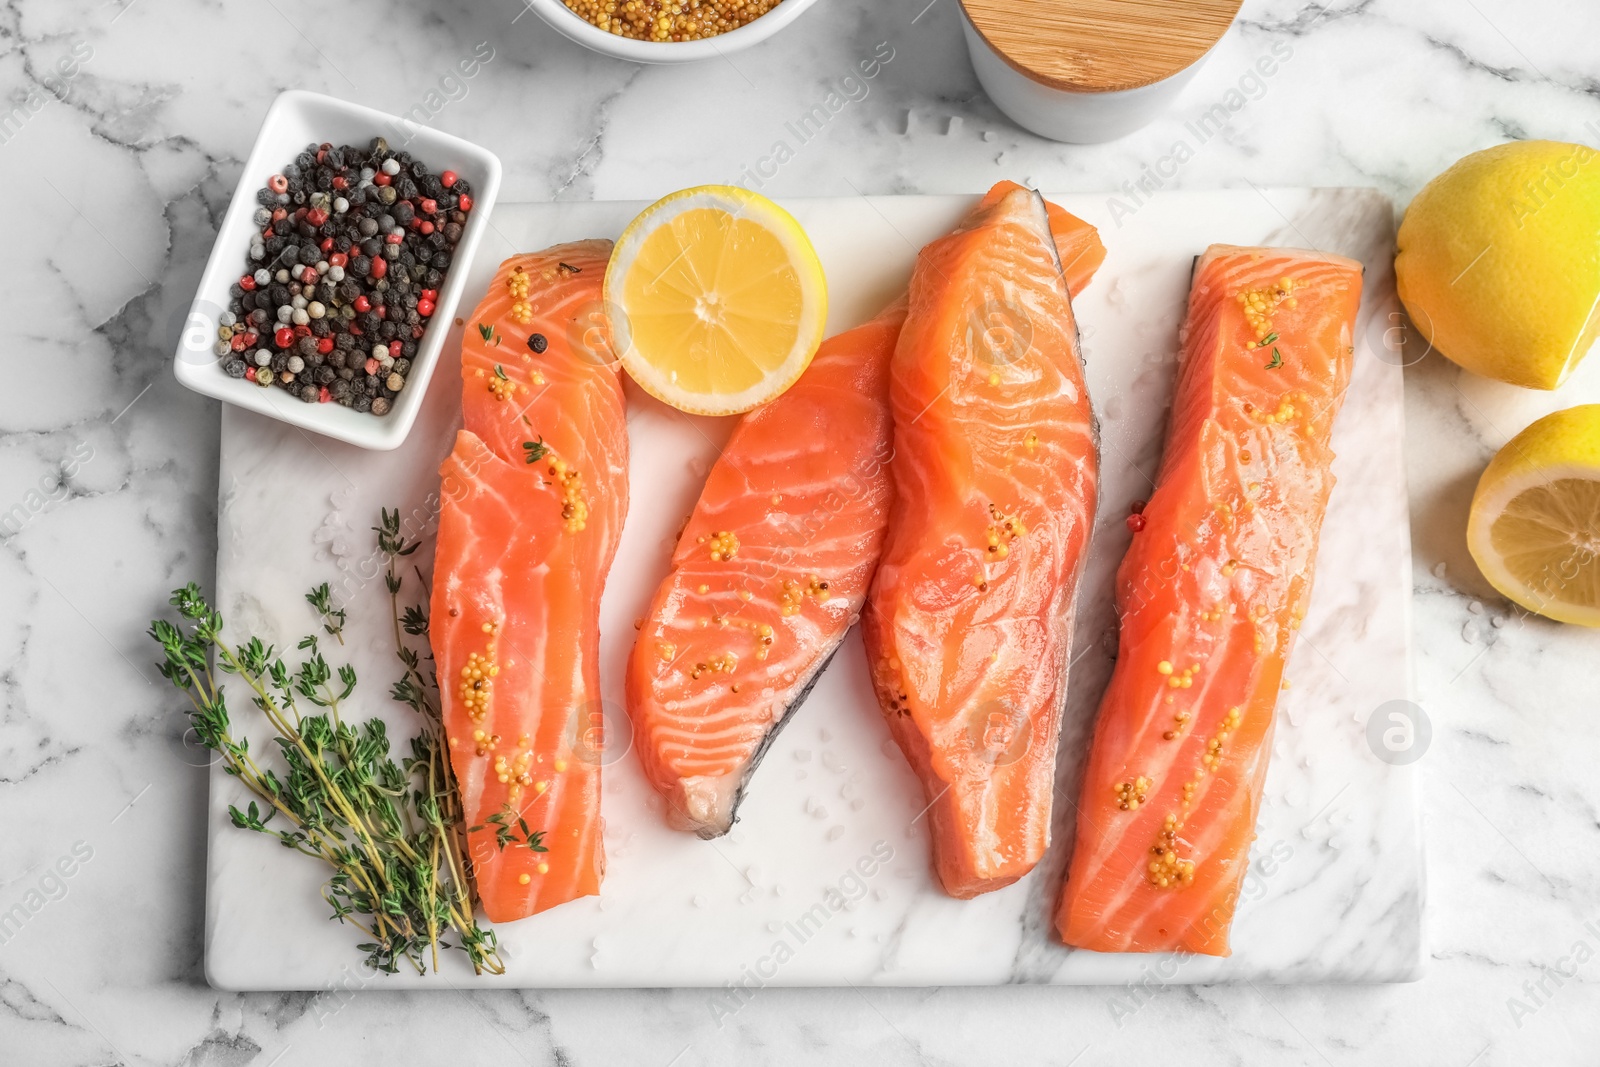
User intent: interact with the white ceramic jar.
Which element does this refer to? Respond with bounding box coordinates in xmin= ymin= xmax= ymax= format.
xmin=959 ymin=0 xmax=1242 ymax=144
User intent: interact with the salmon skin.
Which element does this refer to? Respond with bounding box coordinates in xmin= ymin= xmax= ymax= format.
xmin=863 ymin=187 xmax=1100 ymax=899
xmin=1057 ymin=244 xmax=1362 ymax=956
xmin=431 ymin=242 xmax=628 ymax=922
xmin=627 ymin=301 xmax=907 ymax=837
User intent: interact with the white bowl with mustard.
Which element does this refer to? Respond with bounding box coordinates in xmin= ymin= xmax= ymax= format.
xmin=526 ymin=0 xmax=825 ymax=64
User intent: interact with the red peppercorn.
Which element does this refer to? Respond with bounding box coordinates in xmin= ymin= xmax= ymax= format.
xmin=332 ymin=175 xmax=347 ymax=190
xmin=271 ymin=207 xmax=287 ymax=223
xmin=268 ymin=174 xmax=288 ymax=194
xmin=330 ymin=253 xmax=348 ymax=268
xmin=316 ymin=336 xmax=334 ymax=355
xmin=320 ymin=237 xmax=334 ymax=253
xmin=301 ymin=269 xmax=317 ymax=286
xmin=411 ymin=326 xmax=424 ymax=339
xmin=459 ymin=195 xmax=473 ymax=212
xmin=354 ymin=295 xmax=371 ymax=313
xmin=241 ymin=333 xmax=257 ymax=348
xmin=230 ymin=334 xmax=247 ymax=352
xmin=245 ymin=366 xmax=257 ymax=382
xmin=389 ymin=340 xmax=402 ymax=357
xmin=349 ymin=324 xmax=363 ymax=336
xmin=417 ymin=298 xmax=435 ymax=317
xmin=421 ymin=289 xmax=437 ymax=301
xmin=274 ymin=327 xmax=295 ymax=348
xmin=293 ymin=206 xmax=308 ymax=221
xmin=307 ymin=208 xmax=328 ymax=227
xmin=239 ymin=275 xmax=256 ymax=291
xmin=1126 ymin=514 xmax=1147 ymax=532
xmin=418 ymin=220 xmax=434 ymax=236
xmin=319 ymin=386 xmax=331 ymax=403
xmin=370 ymin=256 xmax=387 ymax=280
xmin=316 ymin=143 xmax=330 ymax=163
xmin=365 ymin=358 xmax=380 ymax=375
xmin=385 ymin=232 xmax=403 ymax=245
xmin=420 ymin=198 xmax=438 ymax=215
xmin=295 ymin=325 xmax=311 ymax=339
xmin=441 ymin=170 xmax=458 ymax=188
xmin=374 ymin=172 xmax=392 ymax=187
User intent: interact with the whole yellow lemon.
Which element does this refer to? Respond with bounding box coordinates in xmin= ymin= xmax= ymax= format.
xmin=1396 ymin=140 xmax=1600 ymax=390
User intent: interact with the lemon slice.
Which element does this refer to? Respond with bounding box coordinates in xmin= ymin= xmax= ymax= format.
xmin=1468 ymin=404 xmax=1600 ymax=626
xmin=605 ymin=186 xmax=827 ymax=416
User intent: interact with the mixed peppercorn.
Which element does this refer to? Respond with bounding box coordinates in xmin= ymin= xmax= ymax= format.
xmin=214 ymin=139 xmax=472 ymax=416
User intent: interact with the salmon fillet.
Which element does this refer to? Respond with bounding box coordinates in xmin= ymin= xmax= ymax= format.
xmin=1056 ymin=244 xmax=1362 ymax=955
xmin=431 ymin=242 xmax=628 ymax=922
xmin=863 ymin=186 xmax=1100 ymax=898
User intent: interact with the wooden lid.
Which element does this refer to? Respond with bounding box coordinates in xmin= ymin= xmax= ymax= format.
xmin=962 ymin=0 xmax=1243 ymax=94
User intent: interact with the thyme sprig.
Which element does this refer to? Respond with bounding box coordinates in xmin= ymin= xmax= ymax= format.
xmin=470 ymin=803 xmax=550 ymax=854
xmin=304 ymin=583 xmax=346 ymax=644
xmin=148 ymin=512 xmax=503 ymax=976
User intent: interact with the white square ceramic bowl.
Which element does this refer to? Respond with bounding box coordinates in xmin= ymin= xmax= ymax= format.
xmin=173 ymin=89 xmax=501 ymax=450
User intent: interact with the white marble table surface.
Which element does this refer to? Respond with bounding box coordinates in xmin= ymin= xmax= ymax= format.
xmin=2 ymin=0 xmax=1598 ymax=1063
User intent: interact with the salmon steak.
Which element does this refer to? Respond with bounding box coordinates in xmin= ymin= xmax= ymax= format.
xmin=431 ymin=242 xmax=628 ymax=922
xmin=862 ymin=186 xmax=1100 ymax=899
xmin=1056 ymin=245 xmax=1363 ymax=955
xmin=626 ymin=301 xmax=907 ymax=837
xmin=625 ymin=184 xmax=1103 ymax=840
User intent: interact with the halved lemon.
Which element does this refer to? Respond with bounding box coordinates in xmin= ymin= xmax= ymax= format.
xmin=604 ymin=186 xmax=827 ymax=416
xmin=1467 ymin=404 xmax=1600 ymax=626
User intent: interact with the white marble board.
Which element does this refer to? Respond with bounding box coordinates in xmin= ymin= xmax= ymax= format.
xmin=207 ymin=189 xmax=1422 ymax=991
